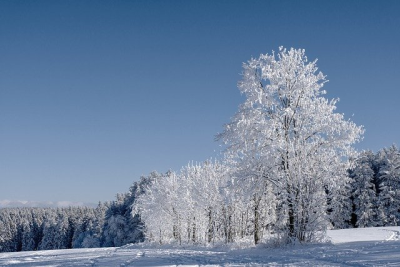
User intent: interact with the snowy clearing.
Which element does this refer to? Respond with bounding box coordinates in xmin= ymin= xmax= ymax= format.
xmin=1 ymin=227 xmax=400 ymax=266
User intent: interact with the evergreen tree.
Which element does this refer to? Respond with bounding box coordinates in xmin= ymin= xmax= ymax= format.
xmin=377 ymin=145 xmax=400 ymax=225
xmin=350 ymin=151 xmax=378 ymax=227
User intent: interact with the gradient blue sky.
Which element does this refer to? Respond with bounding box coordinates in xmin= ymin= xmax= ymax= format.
xmin=1 ymin=0 xmax=399 ymax=203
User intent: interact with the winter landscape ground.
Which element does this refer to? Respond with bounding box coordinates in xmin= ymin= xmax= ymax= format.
xmin=1 ymin=226 xmax=400 ymax=266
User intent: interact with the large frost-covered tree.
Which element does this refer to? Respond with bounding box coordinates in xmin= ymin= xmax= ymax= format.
xmin=219 ymin=47 xmax=364 ymax=243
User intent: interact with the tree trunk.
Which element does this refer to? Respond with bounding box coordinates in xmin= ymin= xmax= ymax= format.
xmin=192 ymin=217 xmax=196 ymax=243
xmin=228 ymin=207 xmax=233 ymax=243
xmin=254 ymin=202 xmax=260 ymax=244
xmin=207 ymin=208 xmax=213 ymax=243
xmin=287 ymin=185 xmax=295 ymax=241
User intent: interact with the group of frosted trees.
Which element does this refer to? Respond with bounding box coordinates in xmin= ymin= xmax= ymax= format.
xmin=134 ymin=47 xmax=365 ymax=245
xmin=1 ymin=143 xmax=398 ymax=252
xmin=134 ymin=161 xmax=278 ymax=245
xmin=134 ymin=161 xmax=236 ymax=245
xmin=134 ymin=145 xmax=400 ymax=247
xmin=349 ymin=145 xmax=400 ymax=228
xmin=0 ymin=174 xmax=153 ymax=252
xmin=0 ymin=206 xmax=105 ymax=252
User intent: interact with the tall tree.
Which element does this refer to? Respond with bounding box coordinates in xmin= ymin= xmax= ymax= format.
xmin=350 ymin=151 xmax=378 ymax=228
xmin=377 ymin=145 xmax=400 ymax=225
xmin=219 ymin=47 xmax=364 ymax=243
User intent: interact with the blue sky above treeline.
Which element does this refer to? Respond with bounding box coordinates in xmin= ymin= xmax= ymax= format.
xmin=0 ymin=0 xmax=399 ymax=203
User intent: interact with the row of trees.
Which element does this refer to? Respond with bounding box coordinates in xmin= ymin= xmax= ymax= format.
xmin=1 ymin=144 xmax=398 ymax=252
xmin=134 ymin=161 xmax=235 ymax=245
xmin=134 ymin=160 xmax=280 ymax=245
xmin=134 ymin=145 xmax=400 ymax=246
xmin=0 ymin=206 xmax=104 ymax=252
xmin=350 ymin=145 xmax=400 ymax=227
xmin=0 ymin=173 xmax=154 ymax=252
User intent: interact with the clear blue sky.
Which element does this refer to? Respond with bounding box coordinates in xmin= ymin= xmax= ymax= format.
xmin=1 ymin=0 xmax=399 ymax=203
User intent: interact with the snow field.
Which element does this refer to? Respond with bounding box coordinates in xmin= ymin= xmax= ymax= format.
xmin=1 ymin=227 xmax=400 ymax=266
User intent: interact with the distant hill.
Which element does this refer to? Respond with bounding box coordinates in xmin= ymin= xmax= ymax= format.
xmin=0 ymin=200 xmax=97 ymax=208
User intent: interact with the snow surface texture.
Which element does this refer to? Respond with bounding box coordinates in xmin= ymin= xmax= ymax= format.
xmin=1 ymin=227 xmax=400 ymax=266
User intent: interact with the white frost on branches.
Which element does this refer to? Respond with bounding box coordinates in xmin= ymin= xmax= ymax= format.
xmin=219 ymin=47 xmax=364 ymax=243
xmin=134 ymin=47 xmax=364 ymax=246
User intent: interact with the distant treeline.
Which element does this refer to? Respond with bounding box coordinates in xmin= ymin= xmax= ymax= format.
xmin=0 ymin=174 xmax=155 ymax=252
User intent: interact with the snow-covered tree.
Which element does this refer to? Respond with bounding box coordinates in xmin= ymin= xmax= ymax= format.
xmin=377 ymin=145 xmax=400 ymax=225
xmin=102 ymin=172 xmax=157 ymax=247
xmin=102 ymin=194 xmax=130 ymax=247
xmin=218 ymin=47 xmax=364 ymax=243
xmin=134 ymin=170 xmax=180 ymax=244
xmin=39 ymin=214 xmax=58 ymax=250
xmin=350 ymin=151 xmax=378 ymax=227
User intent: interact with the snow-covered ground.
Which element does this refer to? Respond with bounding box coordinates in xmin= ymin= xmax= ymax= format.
xmin=1 ymin=227 xmax=400 ymax=266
